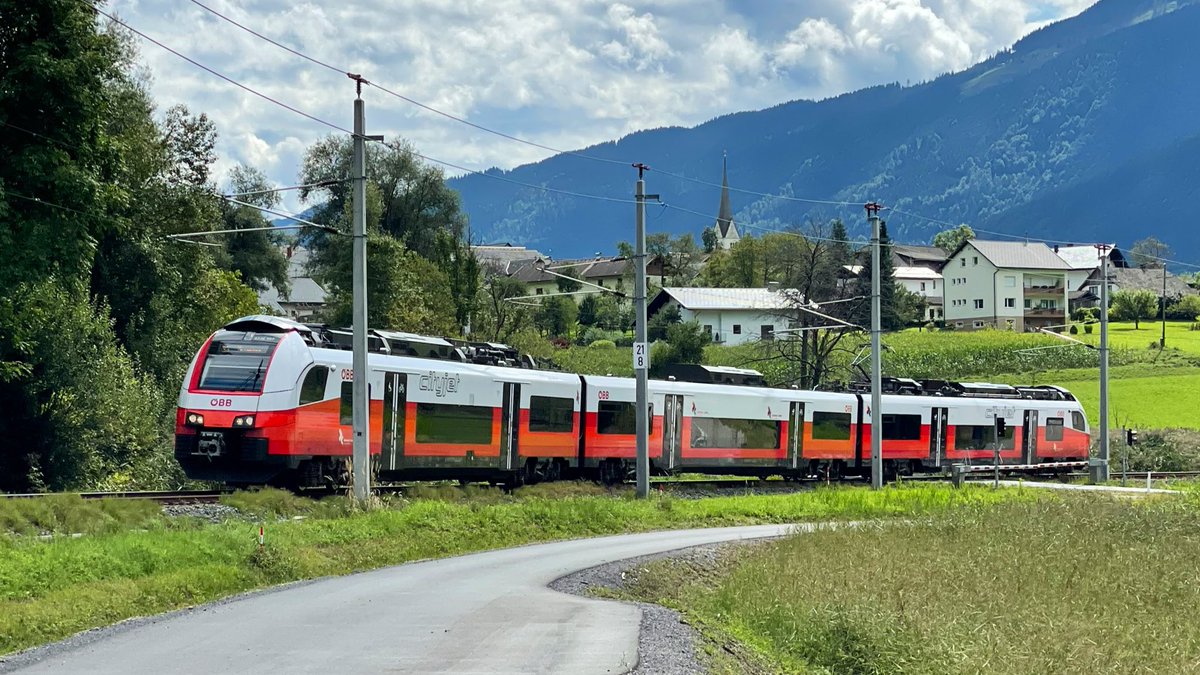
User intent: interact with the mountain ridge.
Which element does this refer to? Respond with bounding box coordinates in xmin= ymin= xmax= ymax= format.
xmin=449 ymin=0 xmax=1200 ymax=259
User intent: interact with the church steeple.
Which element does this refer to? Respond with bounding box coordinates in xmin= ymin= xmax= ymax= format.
xmin=714 ymin=151 xmax=739 ymax=249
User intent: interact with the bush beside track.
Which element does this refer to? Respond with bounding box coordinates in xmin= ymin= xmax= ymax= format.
xmin=0 ymin=484 xmax=1024 ymax=657
xmin=614 ymin=494 xmax=1200 ymax=674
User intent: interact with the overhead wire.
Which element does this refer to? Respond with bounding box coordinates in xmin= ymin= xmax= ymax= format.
xmin=185 ymin=0 xmax=863 ymax=206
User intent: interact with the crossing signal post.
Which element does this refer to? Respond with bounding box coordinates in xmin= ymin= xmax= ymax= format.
xmin=993 ymin=416 xmax=1006 ymax=488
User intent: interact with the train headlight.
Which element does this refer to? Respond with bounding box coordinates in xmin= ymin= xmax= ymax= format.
xmin=233 ymin=415 xmax=256 ymax=428
xmin=186 ymin=412 xmax=205 ymax=427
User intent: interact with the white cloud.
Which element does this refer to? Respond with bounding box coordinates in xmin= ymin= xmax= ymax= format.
xmin=107 ymin=0 xmax=1100 ymax=212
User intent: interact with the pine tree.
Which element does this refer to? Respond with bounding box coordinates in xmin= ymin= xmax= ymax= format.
xmin=851 ymin=222 xmax=901 ymax=330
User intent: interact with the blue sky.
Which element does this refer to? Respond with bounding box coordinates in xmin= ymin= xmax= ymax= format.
xmin=109 ymin=0 xmax=1099 ymax=213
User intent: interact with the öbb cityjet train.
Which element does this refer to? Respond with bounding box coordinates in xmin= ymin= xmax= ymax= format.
xmin=175 ymin=316 xmax=1091 ymax=488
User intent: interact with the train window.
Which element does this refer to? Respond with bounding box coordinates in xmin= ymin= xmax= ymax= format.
xmin=881 ymin=414 xmax=922 ymax=441
xmin=1071 ymin=411 xmax=1086 ymax=431
xmin=597 ymin=402 xmax=654 ymax=435
xmin=1046 ymin=417 xmax=1065 ymax=441
xmin=529 ymin=396 xmax=574 ymax=433
xmin=300 ymin=367 xmax=328 ymax=405
xmin=690 ymin=417 xmax=781 ymax=449
xmin=415 ymin=403 xmax=494 ymax=444
xmin=198 ymin=337 xmax=280 ymax=392
xmin=340 ymin=382 xmax=353 ymax=425
xmin=811 ymin=412 xmax=851 ymax=440
xmin=954 ymin=425 xmax=1015 ymax=450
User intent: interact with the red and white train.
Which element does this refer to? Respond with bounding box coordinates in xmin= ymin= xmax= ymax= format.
xmin=175 ymin=316 xmax=1091 ymax=488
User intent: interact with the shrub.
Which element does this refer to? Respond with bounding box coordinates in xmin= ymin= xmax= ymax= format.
xmin=1069 ymin=325 xmax=1078 ymax=334
xmin=589 ymin=339 xmax=616 ymax=350
xmin=1165 ymin=295 xmax=1200 ymax=321
xmin=1084 ymin=323 xmax=1093 ymax=334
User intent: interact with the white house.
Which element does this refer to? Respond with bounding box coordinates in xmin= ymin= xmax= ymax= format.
xmin=257 ymin=246 xmax=328 ymax=322
xmin=941 ymin=240 xmax=1072 ymax=331
xmin=845 ymin=264 xmax=944 ymax=321
xmin=647 ymin=287 xmax=795 ymax=345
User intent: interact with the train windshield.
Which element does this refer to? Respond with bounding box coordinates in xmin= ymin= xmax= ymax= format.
xmin=198 ymin=336 xmax=280 ymax=392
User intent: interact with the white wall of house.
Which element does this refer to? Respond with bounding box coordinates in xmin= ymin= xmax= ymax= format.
xmin=943 ymin=244 xmax=1070 ymax=331
xmin=679 ymin=307 xmax=781 ymax=345
xmin=896 ymin=275 xmax=943 ymax=321
xmin=943 ymin=248 xmax=1000 ymax=329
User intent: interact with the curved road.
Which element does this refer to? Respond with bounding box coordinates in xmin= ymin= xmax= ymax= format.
xmin=4 ymin=524 xmax=794 ymax=675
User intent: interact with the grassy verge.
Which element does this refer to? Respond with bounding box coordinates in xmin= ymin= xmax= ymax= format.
xmin=617 ymin=494 xmax=1200 ymax=674
xmin=0 ymin=484 xmax=1024 ymax=656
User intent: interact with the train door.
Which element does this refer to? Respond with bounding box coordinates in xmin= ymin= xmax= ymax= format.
xmin=788 ymin=402 xmax=805 ymax=469
xmin=381 ymin=373 xmax=408 ymax=471
xmin=500 ymin=383 xmax=521 ymax=471
xmin=662 ymin=394 xmax=684 ymax=469
xmin=1022 ymin=410 xmax=1039 ymax=464
xmin=929 ymin=407 xmax=948 ymax=468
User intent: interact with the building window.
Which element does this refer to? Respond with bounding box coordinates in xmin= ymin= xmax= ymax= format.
xmin=760 ymin=325 xmax=774 ymax=340
xmin=811 ymin=412 xmax=852 ymax=440
xmin=973 ymin=256 xmax=979 ymax=265
xmin=1024 ymin=299 xmax=1032 ymax=309
xmin=955 ymin=322 xmax=964 ymax=328
xmin=703 ymin=324 xmax=713 ymax=338
xmin=933 ymin=280 xmax=937 ymax=289
xmin=535 ymin=288 xmax=543 ymax=295
xmin=1005 ymin=275 xmax=1016 ymax=288
xmin=1004 ymin=298 xmax=1015 ymax=308
xmin=528 ymin=396 xmax=574 ymax=433
xmin=1046 ymin=418 xmax=1065 ymax=441
xmin=973 ymin=321 xmax=985 ymax=328
xmin=974 ymin=299 xmax=984 ymax=309
xmin=416 ymin=403 xmax=494 ymax=444
xmin=732 ymin=325 xmax=742 ymax=335
xmin=920 ymin=282 xmax=926 ymax=291
xmin=961 ymin=259 xmax=966 ymax=267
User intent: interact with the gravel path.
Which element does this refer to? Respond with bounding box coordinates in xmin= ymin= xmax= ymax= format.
xmin=550 ymin=540 xmax=767 ymax=675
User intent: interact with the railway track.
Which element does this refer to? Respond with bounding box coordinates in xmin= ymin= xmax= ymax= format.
xmin=0 ymin=489 xmax=228 ymax=504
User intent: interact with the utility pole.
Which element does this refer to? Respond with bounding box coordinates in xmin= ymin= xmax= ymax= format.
xmin=1161 ymin=263 xmax=1167 ymax=349
xmin=866 ymin=203 xmax=883 ymax=489
xmin=349 ymin=75 xmax=377 ymax=502
xmin=633 ymin=163 xmax=656 ymax=499
xmin=1094 ymin=244 xmax=1111 ymax=483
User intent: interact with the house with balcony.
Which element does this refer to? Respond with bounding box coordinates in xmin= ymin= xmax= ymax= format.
xmin=844 ymin=264 xmax=944 ymax=321
xmin=941 ymin=240 xmax=1072 ymax=331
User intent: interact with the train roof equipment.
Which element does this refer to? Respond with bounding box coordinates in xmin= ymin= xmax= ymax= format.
xmin=850 ymin=378 xmax=1076 ymax=401
xmin=662 ymin=364 xmax=765 ymax=387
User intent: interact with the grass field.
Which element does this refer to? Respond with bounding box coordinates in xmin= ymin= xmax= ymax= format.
xmin=1079 ymin=321 xmax=1200 ymax=354
xmin=618 ymin=495 xmax=1200 ymax=674
xmin=0 ymin=484 xmax=1020 ymax=656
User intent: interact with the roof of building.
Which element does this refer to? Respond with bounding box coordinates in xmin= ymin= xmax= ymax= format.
xmin=508 ymin=256 xmax=629 ymax=284
xmin=843 ymin=265 xmax=942 ymax=280
xmin=1099 ymin=267 xmax=1199 ymax=297
xmin=652 ymin=287 xmax=797 ymax=312
xmin=258 ymin=246 xmax=328 ymax=310
xmin=1054 ymin=244 xmax=1119 ymax=270
xmin=952 ymin=240 xmax=1072 ymax=270
xmin=891 ymin=244 xmax=948 ymax=264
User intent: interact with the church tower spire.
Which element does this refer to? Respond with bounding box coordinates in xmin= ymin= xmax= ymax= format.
xmin=714 ymin=151 xmax=740 ymax=249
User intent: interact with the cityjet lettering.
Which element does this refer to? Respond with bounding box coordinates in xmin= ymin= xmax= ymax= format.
xmin=419 ymin=372 xmax=460 ymax=397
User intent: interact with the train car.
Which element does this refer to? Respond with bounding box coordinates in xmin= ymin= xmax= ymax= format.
xmin=176 ymin=315 xmax=583 ymax=487
xmin=177 ymin=316 xmax=1090 ymax=488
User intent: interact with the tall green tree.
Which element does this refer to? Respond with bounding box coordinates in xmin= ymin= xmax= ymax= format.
xmin=1109 ymin=289 xmax=1159 ymax=329
xmin=1129 ymin=236 xmax=1171 ymax=269
xmin=215 ymin=165 xmax=289 ymax=293
xmin=299 ymin=136 xmax=467 ymax=258
xmin=932 ymin=224 xmax=975 ymax=253
xmin=851 ymin=222 xmax=901 ymax=330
